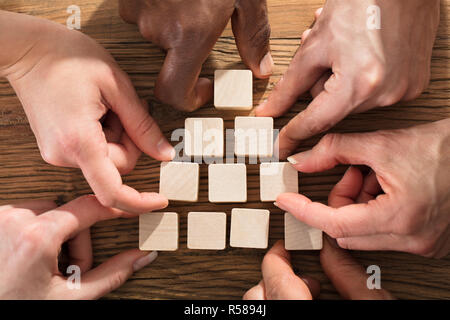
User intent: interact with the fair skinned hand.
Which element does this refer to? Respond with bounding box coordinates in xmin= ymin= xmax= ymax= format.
xmin=275 ymin=119 xmax=450 ymax=258
xmin=243 ymin=239 xmax=394 ymax=300
xmin=0 ymin=196 xmax=157 ymax=299
xmin=256 ymin=0 xmax=440 ymax=159
xmin=0 ymin=11 xmax=174 ymax=213
xmin=119 ymin=0 xmax=273 ymax=111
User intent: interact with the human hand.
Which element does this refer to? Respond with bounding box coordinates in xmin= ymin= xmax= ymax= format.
xmin=275 ymin=119 xmax=450 ymax=258
xmin=1 ymin=11 xmax=173 ymax=213
xmin=243 ymin=238 xmax=394 ymax=300
xmin=119 ymin=0 xmax=273 ymax=111
xmin=256 ymin=0 xmax=440 ymax=159
xmin=0 ymin=196 xmax=157 ymax=299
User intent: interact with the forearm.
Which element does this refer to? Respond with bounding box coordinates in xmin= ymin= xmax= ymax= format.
xmin=0 ymin=10 xmax=54 ymax=79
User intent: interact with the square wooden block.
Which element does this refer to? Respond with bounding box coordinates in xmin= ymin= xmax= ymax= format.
xmin=208 ymin=164 xmax=247 ymax=203
xmin=260 ymin=162 xmax=299 ymax=202
xmin=230 ymin=208 xmax=270 ymax=249
xmin=284 ymin=212 xmax=323 ymax=250
xmin=185 ymin=118 xmax=224 ymax=158
xmin=214 ymin=70 xmax=253 ymax=110
xmin=235 ymin=117 xmax=273 ymax=157
xmin=187 ymin=212 xmax=227 ymax=250
xmin=139 ymin=212 xmax=178 ymax=251
xmin=159 ymin=162 xmax=199 ymax=202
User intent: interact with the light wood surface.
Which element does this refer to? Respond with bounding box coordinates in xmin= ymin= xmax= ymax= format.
xmin=214 ymin=70 xmax=253 ymax=110
xmin=159 ymin=162 xmax=199 ymax=202
xmin=139 ymin=212 xmax=179 ymax=251
xmin=260 ymin=162 xmax=299 ymax=202
xmin=187 ymin=212 xmax=227 ymax=250
xmin=208 ymin=163 xmax=247 ymax=203
xmin=0 ymin=0 xmax=449 ymax=299
xmin=230 ymin=208 xmax=270 ymax=249
xmin=285 ymin=212 xmax=323 ymax=250
xmin=185 ymin=118 xmax=224 ymax=158
xmin=235 ymin=116 xmax=274 ymax=157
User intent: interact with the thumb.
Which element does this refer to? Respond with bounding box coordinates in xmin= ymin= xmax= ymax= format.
xmin=75 ymin=250 xmax=158 ymax=299
xmin=321 ymin=236 xmax=394 ymax=300
xmin=231 ymin=0 xmax=273 ymax=78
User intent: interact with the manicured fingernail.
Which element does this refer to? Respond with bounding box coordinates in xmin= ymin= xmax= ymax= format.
xmin=287 ymin=156 xmax=298 ymax=165
xmin=273 ymin=202 xmax=279 ymax=208
xmin=157 ymin=138 xmax=175 ymax=160
xmin=133 ymin=251 xmax=158 ymax=272
xmin=292 ymin=150 xmax=312 ymax=162
xmin=259 ymin=52 xmax=274 ymax=77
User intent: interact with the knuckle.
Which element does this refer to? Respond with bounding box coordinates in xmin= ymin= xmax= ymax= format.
xmin=108 ymin=271 xmax=128 ymax=292
xmin=357 ymin=61 xmax=385 ymax=98
xmin=379 ymin=80 xmax=409 ymax=107
xmin=154 ymin=84 xmax=195 ymax=111
xmin=248 ymin=21 xmax=271 ymax=51
xmin=20 ymin=222 xmax=52 ymax=254
xmin=411 ymin=238 xmax=438 ymax=258
xmin=135 ymin=114 xmax=156 ymax=137
xmin=317 ymin=133 xmax=340 ymax=153
xmin=402 ymin=86 xmax=424 ymax=102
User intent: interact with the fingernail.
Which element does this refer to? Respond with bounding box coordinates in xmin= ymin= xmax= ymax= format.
xmin=157 ymin=138 xmax=175 ymax=160
xmin=292 ymin=150 xmax=312 ymax=162
xmin=133 ymin=251 xmax=158 ymax=272
xmin=287 ymin=156 xmax=298 ymax=165
xmin=259 ymin=52 xmax=274 ymax=77
xmin=273 ymin=202 xmax=279 ymax=208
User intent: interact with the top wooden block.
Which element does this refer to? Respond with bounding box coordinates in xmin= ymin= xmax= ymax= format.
xmin=214 ymin=70 xmax=253 ymax=110
xmin=159 ymin=162 xmax=199 ymax=202
xmin=185 ymin=118 xmax=224 ymax=158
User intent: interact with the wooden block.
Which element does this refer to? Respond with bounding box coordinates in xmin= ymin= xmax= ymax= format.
xmin=260 ymin=162 xmax=298 ymax=202
xmin=214 ymin=70 xmax=253 ymax=110
xmin=139 ymin=212 xmax=178 ymax=251
xmin=159 ymin=162 xmax=199 ymax=202
xmin=185 ymin=118 xmax=224 ymax=158
xmin=284 ymin=212 xmax=323 ymax=250
xmin=235 ymin=116 xmax=273 ymax=157
xmin=208 ymin=164 xmax=247 ymax=203
xmin=230 ymin=208 xmax=270 ymax=249
xmin=187 ymin=212 xmax=227 ymax=250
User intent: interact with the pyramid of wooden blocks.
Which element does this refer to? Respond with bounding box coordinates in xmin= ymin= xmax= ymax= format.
xmin=284 ymin=212 xmax=323 ymax=250
xmin=208 ymin=163 xmax=247 ymax=203
xmin=187 ymin=212 xmax=227 ymax=250
xmin=185 ymin=118 xmax=224 ymax=158
xmin=139 ymin=212 xmax=179 ymax=251
xmin=159 ymin=161 xmax=199 ymax=202
xmin=260 ymin=162 xmax=298 ymax=202
xmin=235 ymin=116 xmax=274 ymax=157
xmin=230 ymin=208 xmax=270 ymax=249
xmin=214 ymin=70 xmax=253 ymax=110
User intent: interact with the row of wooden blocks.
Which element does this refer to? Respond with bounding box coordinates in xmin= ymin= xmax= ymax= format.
xmin=185 ymin=117 xmax=274 ymax=158
xmin=160 ymin=162 xmax=298 ymax=202
xmin=139 ymin=210 xmax=323 ymax=251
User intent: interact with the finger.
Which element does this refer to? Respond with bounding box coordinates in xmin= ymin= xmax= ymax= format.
xmin=243 ymin=281 xmax=266 ymax=300
xmin=107 ymin=131 xmax=141 ymax=175
xmin=101 ymin=71 xmax=175 ymax=161
xmin=276 ymin=74 xmax=355 ymax=158
xmin=262 ymin=240 xmax=312 ymax=300
xmin=314 ymin=7 xmax=323 ymax=19
xmin=0 ymin=199 xmax=56 ymax=214
xmin=67 ymin=228 xmax=93 ymax=273
xmin=321 ymin=236 xmax=394 ymax=300
xmin=41 ymin=195 xmax=166 ymax=242
xmin=275 ymin=192 xmax=390 ymax=238
xmin=232 ymin=0 xmax=273 ymax=78
xmin=286 ymin=133 xmax=377 ymax=173
xmin=102 ymin=111 xmax=123 ymax=143
xmin=76 ymin=128 xmax=168 ymax=213
xmin=155 ymin=48 xmax=213 ymax=111
xmin=328 ymin=166 xmax=363 ymax=208
xmin=75 ymin=250 xmax=158 ymax=299
xmin=310 ymin=71 xmax=332 ymax=99
xmin=355 ymin=170 xmax=382 ymax=203
xmin=300 ymin=276 xmax=321 ymax=299
xmin=255 ymin=32 xmax=328 ymax=118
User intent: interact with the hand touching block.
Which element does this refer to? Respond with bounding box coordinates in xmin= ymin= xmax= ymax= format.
xmin=187 ymin=212 xmax=227 ymax=250
xmin=159 ymin=162 xmax=199 ymax=202
xmin=230 ymin=208 xmax=270 ymax=249
xmin=214 ymin=70 xmax=253 ymax=110
xmin=139 ymin=212 xmax=179 ymax=251
xmin=260 ymin=162 xmax=298 ymax=202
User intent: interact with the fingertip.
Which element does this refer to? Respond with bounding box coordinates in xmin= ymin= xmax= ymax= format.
xmin=133 ymin=251 xmax=158 ymax=272
xmin=156 ymin=138 xmax=176 ymax=161
xmin=314 ymin=7 xmax=323 ymax=19
xmin=300 ymin=276 xmax=321 ymax=298
xmin=258 ymin=52 xmax=274 ymax=79
xmin=193 ymin=77 xmax=213 ymax=109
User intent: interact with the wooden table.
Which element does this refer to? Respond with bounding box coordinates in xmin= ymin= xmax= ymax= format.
xmin=0 ymin=0 xmax=449 ymax=299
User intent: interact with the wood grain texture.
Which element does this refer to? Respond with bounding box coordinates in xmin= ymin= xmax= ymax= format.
xmin=235 ymin=116 xmax=274 ymax=157
xmin=285 ymin=212 xmax=323 ymax=250
xmin=0 ymin=0 xmax=449 ymax=300
xmin=208 ymin=163 xmax=247 ymax=203
xmin=230 ymin=208 xmax=270 ymax=249
xmin=214 ymin=70 xmax=253 ymax=110
xmin=139 ymin=212 xmax=179 ymax=251
xmin=160 ymin=162 xmax=199 ymax=202
xmin=260 ymin=162 xmax=298 ymax=202
xmin=187 ymin=212 xmax=227 ymax=250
